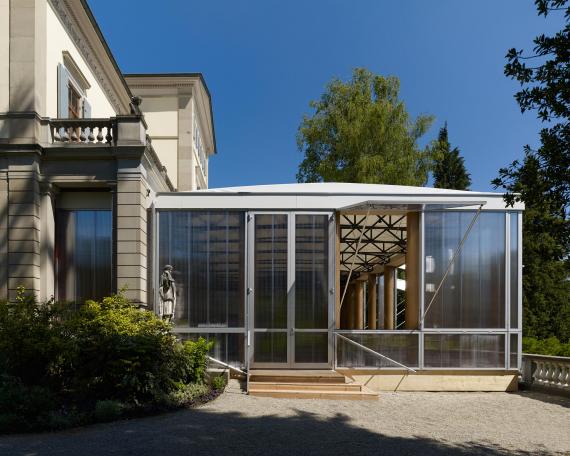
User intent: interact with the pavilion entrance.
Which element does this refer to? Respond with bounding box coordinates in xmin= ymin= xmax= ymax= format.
xmin=247 ymin=212 xmax=335 ymax=368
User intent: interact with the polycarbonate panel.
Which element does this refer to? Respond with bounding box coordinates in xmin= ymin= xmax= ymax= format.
xmin=424 ymin=212 xmax=506 ymax=328
xmin=295 ymin=214 xmax=329 ymax=329
xmin=158 ymin=211 xmax=245 ymax=327
xmin=424 ymin=334 xmax=505 ymax=368
xmin=510 ymin=333 xmax=519 ymax=370
xmin=181 ymin=333 xmax=245 ymax=368
xmin=254 ymin=332 xmax=287 ymax=363
xmin=254 ymin=214 xmax=288 ymax=329
xmin=56 ymin=209 xmax=112 ymax=303
xmin=295 ymin=332 xmax=328 ymax=363
xmin=336 ymin=333 xmax=419 ymax=368
xmin=510 ymin=213 xmax=519 ymax=329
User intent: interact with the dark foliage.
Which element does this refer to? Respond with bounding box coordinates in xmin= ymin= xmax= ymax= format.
xmin=0 ymin=290 xmax=214 ymax=432
xmin=493 ymin=0 xmax=570 ymax=342
xmin=432 ymin=123 xmax=471 ymax=190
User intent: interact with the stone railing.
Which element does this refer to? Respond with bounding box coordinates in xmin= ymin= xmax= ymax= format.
xmin=522 ymin=354 xmax=570 ymax=393
xmin=49 ymin=118 xmax=116 ymax=144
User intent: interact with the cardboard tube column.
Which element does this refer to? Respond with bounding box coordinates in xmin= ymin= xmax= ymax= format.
xmin=355 ymin=281 xmax=364 ymax=330
xmin=367 ymin=275 xmax=377 ymax=329
xmin=405 ymin=212 xmax=420 ymax=329
xmin=384 ymin=266 xmax=395 ymax=329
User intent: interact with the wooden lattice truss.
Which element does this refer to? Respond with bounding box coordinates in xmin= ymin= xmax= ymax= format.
xmin=340 ymin=214 xmax=407 ymax=272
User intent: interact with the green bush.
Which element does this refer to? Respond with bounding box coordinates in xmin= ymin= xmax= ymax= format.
xmin=94 ymin=400 xmax=125 ymax=422
xmin=160 ymin=383 xmax=210 ymax=409
xmin=211 ymin=375 xmax=227 ymax=391
xmin=0 ymin=290 xmax=216 ymax=432
xmin=523 ymin=336 xmax=570 ymax=357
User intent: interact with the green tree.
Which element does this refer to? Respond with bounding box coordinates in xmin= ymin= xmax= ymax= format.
xmin=492 ymin=0 xmax=570 ymax=342
xmin=432 ymin=123 xmax=471 ymax=190
xmin=297 ymin=68 xmax=435 ymax=185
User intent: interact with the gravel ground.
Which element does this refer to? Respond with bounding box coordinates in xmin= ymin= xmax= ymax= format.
xmin=1 ymin=380 xmax=569 ymax=456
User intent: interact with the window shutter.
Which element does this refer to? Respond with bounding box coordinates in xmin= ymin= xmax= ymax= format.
xmin=57 ymin=63 xmax=69 ymax=118
xmin=82 ymin=98 xmax=91 ymax=118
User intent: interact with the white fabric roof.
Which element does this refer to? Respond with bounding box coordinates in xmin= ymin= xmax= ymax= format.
xmin=192 ymin=182 xmax=500 ymax=196
xmin=155 ymin=182 xmax=524 ymax=211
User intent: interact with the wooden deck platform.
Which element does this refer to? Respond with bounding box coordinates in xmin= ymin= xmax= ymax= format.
xmin=248 ymin=370 xmax=378 ymax=400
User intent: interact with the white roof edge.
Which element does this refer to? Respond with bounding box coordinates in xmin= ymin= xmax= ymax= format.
xmin=157 ymin=182 xmax=509 ymax=197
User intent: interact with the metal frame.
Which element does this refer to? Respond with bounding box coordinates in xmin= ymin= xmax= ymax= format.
xmin=152 ymin=203 xmax=524 ymax=373
xmin=247 ymin=211 xmax=334 ymax=369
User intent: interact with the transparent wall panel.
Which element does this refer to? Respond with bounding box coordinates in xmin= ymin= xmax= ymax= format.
xmin=424 ymin=212 xmax=506 ymax=328
xmin=295 ymin=214 xmax=329 ymax=329
xmin=158 ymin=211 xmax=245 ymax=327
xmin=254 ymin=214 xmax=288 ymax=329
xmin=336 ymin=333 xmax=419 ymax=368
xmin=181 ymin=333 xmax=245 ymax=368
xmin=510 ymin=333 xmax=519 ymax=370
xmin=254 ymin=332 xmax=287 ymax=363
xmin=56 ymin=209 xmax=112 ymax=303
xmin=424 ymin=334 xmax=505 ymax=368
xmin=510 ymin=213 xmax=519 ymax=329
xmin=295 ymin=332 xmax=329 ymax=364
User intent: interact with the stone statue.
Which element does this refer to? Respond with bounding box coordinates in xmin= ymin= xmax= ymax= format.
xmin=159 ymin=264 xmax=176 ymax=323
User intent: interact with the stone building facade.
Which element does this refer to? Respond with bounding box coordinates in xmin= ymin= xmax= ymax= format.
xmin=0 ymin=0 xmax=216 ymax=305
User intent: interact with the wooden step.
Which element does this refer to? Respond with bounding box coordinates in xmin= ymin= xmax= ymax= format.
xmin=249 ymin=369 xmax=346 ymax=384
xmin=248 ymin=381 xmax=363 ymax=392
xmin=249 ymin=388 xmax=378 ymax=401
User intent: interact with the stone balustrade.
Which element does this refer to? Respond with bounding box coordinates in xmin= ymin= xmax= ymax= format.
xmin=49 ymin=118 xmax=116 ymax=144
xmin=522 ymin=353 xmax=570 ymax=393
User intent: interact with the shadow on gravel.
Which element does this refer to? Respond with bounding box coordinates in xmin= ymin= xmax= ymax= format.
xmin=0 ymin=406 xmax=551 ymax=456
xmin=514 ymin=389 xmax=570 ymax=409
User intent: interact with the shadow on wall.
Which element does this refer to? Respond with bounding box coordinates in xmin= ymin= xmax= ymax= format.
xmin=0 ymin=405 xmax=545 ymax=456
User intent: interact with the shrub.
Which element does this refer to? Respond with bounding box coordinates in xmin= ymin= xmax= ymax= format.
xmin=160 ymin=383 xmax=210 ymax=409
xmin=523 ymin=336 xmax=570 ymax=357
xmin=180 ymin=338 xmax=213 ymax=384
xmin=94 ymin=400 xmax=125 ymax=422
xmin=0 ymin=290 xmax=217 ymax=432
xmin=211 ymin=375 xmax=227 ymax=391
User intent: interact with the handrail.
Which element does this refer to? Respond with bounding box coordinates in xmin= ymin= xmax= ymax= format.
xmin=335 ymin=333 xmax=416 ymax=373
xmin=207 ymin=356 xmax=247 ymax=376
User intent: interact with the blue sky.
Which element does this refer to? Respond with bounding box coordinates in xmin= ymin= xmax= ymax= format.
xmin=90 ymin=0 xmax=564 ymax=191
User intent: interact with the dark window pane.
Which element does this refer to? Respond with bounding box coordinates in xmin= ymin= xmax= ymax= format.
xmin=295 ymin=214 xmax=329 ymax=329
xmin=510 ymin=213 xmax=519 ymax=329
xmin=158 ymin=211 xmax=245 ymax=327
xmin=424 ymin=212 xmax=506 ymax=328
xmin=295 ymin=332 xmax=328 ymax=364
xmin=56 ymin=209 xmax=112 ymax=303
xmin=254 ymin=214 xmax=288 ymax=329
xmin=254 ymin=332 xmax=287 ymax=363
xmin=424 ymin=334 xmax=505 ymax=368
xmin=336 ymin=334 xmax=419 ymax=368
xmin=510 ymin=333 xmax=519 ymax=370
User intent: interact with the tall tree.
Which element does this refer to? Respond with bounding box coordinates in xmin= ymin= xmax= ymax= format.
xmin=432 ymin=123 xmax=471 ymax=190
xmin=493 ymin=0 xmax=570 ymax=342
xmin=297 ymin=68 xmax=435 ymax=185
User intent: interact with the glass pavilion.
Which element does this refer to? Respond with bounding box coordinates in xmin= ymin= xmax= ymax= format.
xmin=152 ymin=183 xmax=523 ymax=375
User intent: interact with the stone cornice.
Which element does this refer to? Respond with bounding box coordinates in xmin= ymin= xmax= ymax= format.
xmin=48 ymin=0 xmax=132 ymax=114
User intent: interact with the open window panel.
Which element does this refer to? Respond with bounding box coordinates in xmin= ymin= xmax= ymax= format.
xmin=336 ymin=200 xmax=486 ymax=332
xmin=337 ymin=210 xmax=417 ymax=331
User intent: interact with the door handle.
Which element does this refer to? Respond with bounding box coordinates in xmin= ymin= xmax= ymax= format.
xmin=290 ymin=328 xmax=294 ymax=336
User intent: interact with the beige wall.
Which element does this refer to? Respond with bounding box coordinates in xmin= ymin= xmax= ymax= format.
xmin=152 ymin=139 xmax=178 ymax=188
xmin=0 ymin=0 xmax=9 ymax=113
xmin=45 ymin=1 xmax=115 ymax=118
xmin=140 ymin=97 xmax=179 ymax=188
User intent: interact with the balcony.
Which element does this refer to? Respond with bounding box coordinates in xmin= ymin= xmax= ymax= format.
xmin=50 ymin=118 xmax=115 ymax=144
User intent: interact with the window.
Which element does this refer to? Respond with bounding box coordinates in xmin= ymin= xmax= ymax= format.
xmin=158 ymin=211 xmax=246 ymax=327
xmin=55 ymin=209 xmax=112 ymax=303
xmin=424 ymin=211 xmax=506 ymax=328
xmin=68 ymin=84 xmax=82 ymax=119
